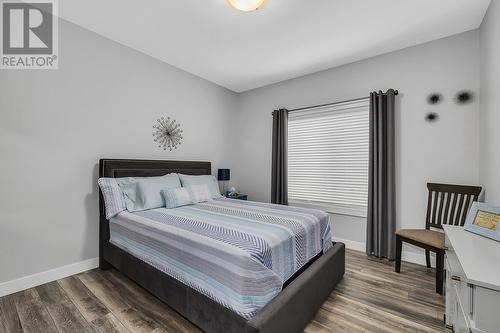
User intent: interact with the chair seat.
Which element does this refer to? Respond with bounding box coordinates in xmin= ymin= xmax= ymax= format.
xmin=396 ymin=229 xmax=445 ymax=249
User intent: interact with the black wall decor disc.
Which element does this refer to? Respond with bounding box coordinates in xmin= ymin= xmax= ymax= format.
xmin=427 ymin=93 xmax=442 ymax=105
xmin=425 ymin=112 xmax=439 ymax=123
xmin=455 ymin=91 xmax=474 ymax=104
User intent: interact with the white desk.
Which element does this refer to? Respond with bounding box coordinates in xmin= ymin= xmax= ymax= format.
xmin=444 ymin=225 xmax=500 ymax=333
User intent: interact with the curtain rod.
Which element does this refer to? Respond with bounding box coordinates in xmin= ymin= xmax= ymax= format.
xmin=283 ymin=90 xmax=399 ymax=113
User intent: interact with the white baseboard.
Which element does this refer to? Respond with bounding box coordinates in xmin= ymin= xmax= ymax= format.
xmin=332 ymin=237 xmax=365 ymax=252
xmin=0 ymin=257 xmax=99 ymax=298
xmin=332 ymin=237 xmax=433 ymax=267
xmin=402 ymin=249 xmax=436 ymax=267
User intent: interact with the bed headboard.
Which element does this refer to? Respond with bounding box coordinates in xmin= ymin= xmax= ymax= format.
xmin=98 ymin=159 xmax=211 ymax=268
xmin=99 ymin=158 xmax=211 ymax=178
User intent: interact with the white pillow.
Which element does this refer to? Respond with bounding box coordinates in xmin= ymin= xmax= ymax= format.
xmin=178 ymin=174 xmax=222 ymax=199
xmin=161 ymin=184 xmax=213 ymax=208
xmin=120 ymin=173 xmax=181 ymax=212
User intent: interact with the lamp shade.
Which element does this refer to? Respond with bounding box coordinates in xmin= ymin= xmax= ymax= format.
xmin=218 ymin=169 xmax=230 ymax=181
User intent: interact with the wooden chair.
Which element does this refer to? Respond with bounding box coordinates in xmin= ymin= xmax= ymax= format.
xmin=395 ymin=183 xmax=482 ymax=295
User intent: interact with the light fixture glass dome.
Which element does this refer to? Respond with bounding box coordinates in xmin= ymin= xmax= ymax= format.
xmin=227 ymin=0 xmax=266 ymax=12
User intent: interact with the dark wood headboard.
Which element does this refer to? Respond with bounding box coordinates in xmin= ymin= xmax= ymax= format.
xmin=98 ymin=159 xmax=211 ymax=268
xmin=99 ymin=159 xmax=211 ymax=178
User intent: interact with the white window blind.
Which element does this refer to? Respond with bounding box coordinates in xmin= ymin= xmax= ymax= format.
xmin=288 ymin=99 xmax=369 ymax=217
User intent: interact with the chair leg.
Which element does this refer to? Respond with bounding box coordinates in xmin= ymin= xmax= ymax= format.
xmin=395 ymin=235 xmax=402 ymax=273
xmin=425 ymin=250 xmax=431 ymax=268
xmin=436 ymin=250 xmax=444 ymax=295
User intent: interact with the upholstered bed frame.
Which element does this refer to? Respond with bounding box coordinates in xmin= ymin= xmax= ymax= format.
xmin=99 ymin=159 xmax=345 ymax=333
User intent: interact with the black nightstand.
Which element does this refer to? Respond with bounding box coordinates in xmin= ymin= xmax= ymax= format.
xmin=226 ymin=194 xmax=248 ymax=201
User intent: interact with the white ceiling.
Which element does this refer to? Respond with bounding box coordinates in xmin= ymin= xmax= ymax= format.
xmin=60 ymin=0 xmax=491 ymax=92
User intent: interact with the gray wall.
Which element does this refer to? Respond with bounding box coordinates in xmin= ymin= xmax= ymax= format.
xmin=480 ymin=1 xmax=500 ymax=204
xmin=0 ymin=20 xmax=237 ymax=284
xmin=0 ymin=19 xmax=488 ymax=285
xmin=231 ymin=31 xmax=480 ymax=258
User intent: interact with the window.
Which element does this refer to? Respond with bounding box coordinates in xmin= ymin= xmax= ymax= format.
xmin=288 ymin=99 xmax=369 ymax=217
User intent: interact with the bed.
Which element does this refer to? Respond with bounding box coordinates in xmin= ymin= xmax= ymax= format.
xmin=99 ymin=159 xmax=345 ymax=333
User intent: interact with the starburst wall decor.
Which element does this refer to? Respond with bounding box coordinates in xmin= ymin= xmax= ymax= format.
xmin=152 ymin=116 xmax=183 ymax=151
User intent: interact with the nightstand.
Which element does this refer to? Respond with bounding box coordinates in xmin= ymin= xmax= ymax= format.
xmin=226 ymin=194 xmax=248 ymax=200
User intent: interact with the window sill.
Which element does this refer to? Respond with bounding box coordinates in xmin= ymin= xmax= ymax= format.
xmin=289 ymin=200 xmax=367 ymax=218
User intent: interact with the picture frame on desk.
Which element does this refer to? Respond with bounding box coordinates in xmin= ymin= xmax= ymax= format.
xmin=464 ymin=202 xmax=500 ymax=242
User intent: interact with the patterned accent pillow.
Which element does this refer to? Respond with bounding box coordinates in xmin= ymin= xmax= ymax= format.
xmin=162 ymin=184 xmax=213 ymax=209
xmin=98 ymin=178 xmax=128 ymax=219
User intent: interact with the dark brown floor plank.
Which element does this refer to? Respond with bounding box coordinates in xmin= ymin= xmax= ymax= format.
xmin=304 ymin=320 xmax=335 ymax=333
xmin=102 ymin=269 xmax=201 ymax=333
xmin=90 ymin=313 xmax=130 ymax=333
xmin=58 ymin=275 xmax=109 ymax=322
xmin=36 ymin=281 xmax=95 ymax=333
xmin=58 ymin=276 xmax=110 ymax=322
xmin=78 ymin=271 xmax=161 ymax=333
xmin=325 ymin=294 xmax=438 ymax=333
xmin=335 ymin=277 xmax=441 ymax=323
xmin=0 ymin=295 xmax=23 ymax=333
xmin=13 ymin=289 xmax=59 ymax=333
xmin=0 ymin=249 xmax=445 ymax=333
xmin=58 ymin=275 xmax=129 ymax=333
xmin=314 ymin=308 xmax=365 ymax=333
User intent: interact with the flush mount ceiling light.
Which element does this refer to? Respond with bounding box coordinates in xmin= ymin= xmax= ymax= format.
xmin=227 ymin=0 xmax=266 ymax=12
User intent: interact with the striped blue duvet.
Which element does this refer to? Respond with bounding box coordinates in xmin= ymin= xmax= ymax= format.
xmin=109 ymin=198 xmax=332 ymax=319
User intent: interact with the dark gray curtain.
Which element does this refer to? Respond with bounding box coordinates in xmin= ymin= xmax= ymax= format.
xmin=366 ymin=90 xmax=396 ymax=260
xmin=271 ymin=109 xmax=288 ymax=205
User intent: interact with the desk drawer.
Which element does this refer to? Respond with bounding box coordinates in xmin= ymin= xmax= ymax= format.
xmin=473 ymin=286 xmax=500 ymax=332
xmin=445 ymin=272 xmax=472 ymax=333
xmin=454 ymin=296 xmax=470 ymax=333
xmin=445 ymin=240 xmax=472 ymax=325
xmin=445 ymin=252 xmax=468 ymax=305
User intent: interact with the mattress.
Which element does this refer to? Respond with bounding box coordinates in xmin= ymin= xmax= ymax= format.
xmin=109 ymin=198 xmax=332 ymax=319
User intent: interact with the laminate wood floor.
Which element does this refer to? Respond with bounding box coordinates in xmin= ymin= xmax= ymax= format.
xmin=0 ymin=250 xmax=445 ymax=333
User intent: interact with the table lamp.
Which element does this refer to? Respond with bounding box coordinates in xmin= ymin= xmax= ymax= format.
xmin=217 ymin=169 xmax=230 ymax=196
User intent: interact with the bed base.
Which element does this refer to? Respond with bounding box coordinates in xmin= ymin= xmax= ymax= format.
xmin=99 ymin=159 xmax=345 ymax=333
xmin=102 ymin=242 xmax=344 ymax=333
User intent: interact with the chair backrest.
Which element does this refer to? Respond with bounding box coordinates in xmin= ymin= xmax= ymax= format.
xmin=426 ymin=183 xmax=482 ymax=229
